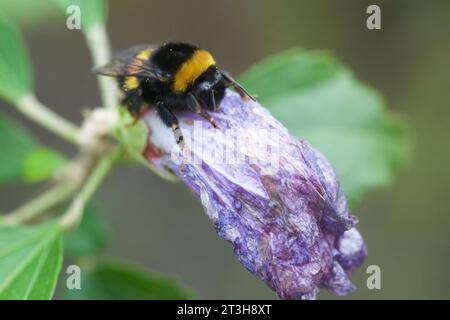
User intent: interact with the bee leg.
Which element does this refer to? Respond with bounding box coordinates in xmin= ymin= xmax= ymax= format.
xmin=156 ymin=102 xmax=185 ymax=148
xmin=221 ymin=71 xmax=256 ymax=102
xmin=123 ymin=92 xmax=146 ymax=126
xmin=156 ymin=102 xmax=188 ymax=171
xmin=211 ymin=90 xmax=217 ymax=110
xmin=200 ymin=110 xmax=218 ymax=129
xmin=187 ymin=93 xmax=219 ymax=129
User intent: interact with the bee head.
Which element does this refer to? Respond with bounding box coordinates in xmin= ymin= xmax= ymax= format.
xmin=193 ymin=66 xmax=226 ymax=111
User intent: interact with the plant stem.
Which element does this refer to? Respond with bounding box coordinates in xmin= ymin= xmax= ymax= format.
xmin=59 ymin=147 xmax=123 ymax=232
xmin=85 ymin=24 xmax=117 ymax=110
xmin=17 ymin=94 xmax=79 ymax=144
xmin=1 ymin=182 xmax=77 ymax=226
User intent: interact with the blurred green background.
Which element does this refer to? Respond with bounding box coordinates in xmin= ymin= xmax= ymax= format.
xmin=1 ymin=0 xmax=449 ymax=299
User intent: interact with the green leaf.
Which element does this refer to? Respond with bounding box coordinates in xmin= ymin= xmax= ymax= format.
xmin=0 ymin=222 xmax=63 ymax=299
xmin=64 ymin=259 xmax=195 ymax=299
xmin=64 ymin=206 xmax=108 ymax=257
xmin=22 ymin=148 xmax=66 ymax=183
xmin=239 ymin=48 xmax=410 ymax=206
xmin=0 ymin=14 xmax=32 ymax=104
xmin=0 ymin=113 xmax=66 ymax=184
xmin=0 ymin=1 xmax=59 ymax=27
xmin=0 ymin=113 xmax=37 ymax=183
xmin=54 ymin=0 xmax=107 ymax=31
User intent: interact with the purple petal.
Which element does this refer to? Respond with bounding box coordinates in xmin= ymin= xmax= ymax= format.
xmin=143 ymin=90 xmax=367 ymax=299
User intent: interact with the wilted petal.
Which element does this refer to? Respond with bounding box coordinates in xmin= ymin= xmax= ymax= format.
xmin=143 ymin=90 xmax=367 ymax=299
xmin=335 ymin=228 xmax=368 ymax=272
xmin=322 ymin=261 xmax=356 ymax=296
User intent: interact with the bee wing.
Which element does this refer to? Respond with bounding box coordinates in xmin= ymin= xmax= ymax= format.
xmin=92 ymin=44 xmax=167 ymax=81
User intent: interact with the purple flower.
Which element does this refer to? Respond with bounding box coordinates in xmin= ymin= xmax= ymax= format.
xmin=143 ymin=90 xmax=367 ymax=299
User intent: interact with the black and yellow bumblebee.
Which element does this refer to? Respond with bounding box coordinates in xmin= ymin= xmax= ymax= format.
xmin=94 ymin=42 xmax=254 ymax=148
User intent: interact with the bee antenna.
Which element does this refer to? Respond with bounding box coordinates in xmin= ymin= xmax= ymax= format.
xmin=221 ymin=71 xmax=256 ymax=101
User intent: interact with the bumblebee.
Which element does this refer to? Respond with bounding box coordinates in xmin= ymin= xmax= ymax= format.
xmin=94 ymin=42 xmax=254 ymax=148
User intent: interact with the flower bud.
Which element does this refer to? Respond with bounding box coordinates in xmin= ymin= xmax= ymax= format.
xmin=143 ymin=90 xmax=366 ymax=299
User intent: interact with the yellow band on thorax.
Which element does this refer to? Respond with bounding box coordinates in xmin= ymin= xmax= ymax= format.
xmin=172 ymin=49 xmax=215 ymax=95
